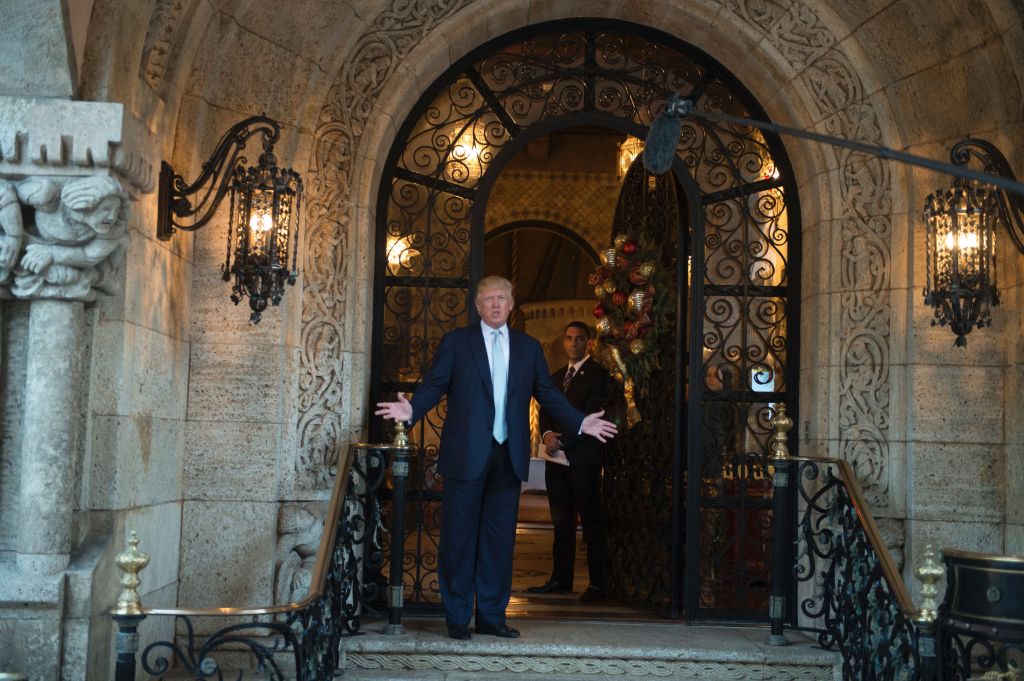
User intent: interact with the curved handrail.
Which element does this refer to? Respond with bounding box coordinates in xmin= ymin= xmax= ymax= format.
xmin=142 ymin=442 xmax=368 ymax=617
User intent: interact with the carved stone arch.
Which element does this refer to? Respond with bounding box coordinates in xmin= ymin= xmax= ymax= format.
xmin=304 ymin=0 xmax=903 ymax=514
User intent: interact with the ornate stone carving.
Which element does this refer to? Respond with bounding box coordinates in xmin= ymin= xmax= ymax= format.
xmin=875 ymin=517 xmax=906 ymax=572
xmin=140 ymin=0 xmax=193 ymax=97
xmin=1 ymin=176 xmax=130 ymax=301
xmin=274 ymin=502 xmax=326 ymax=606
xmin=346 ymin=652 xmax=835 ymax=678
xmin=304 ymin=0 xmax=894 ymax=503
xmin=720 ymin=0 xmax=893 ymax=506
xmin=300 ymin=0 xmax=473 ymax=487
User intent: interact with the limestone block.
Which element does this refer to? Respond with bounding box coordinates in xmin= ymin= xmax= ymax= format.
xmin=231 ymin=0 xmax=362 ymax=70
xmin=909 ymin=364 xmax=1003 ymax=445
xmin=1006 ymin=441 xmax=1024 ymax=525
xmin=1007 ymin=524 xmax=1024 ymax=556
xmin=0 ymin=612 xmax=62 ymax=681
xmin=182 ymin=15 xmax=318 ymax=128
xmin=123 ymin=503 xmax=183 ymax=596
xmin=178 ymin=501 xmax=277 ymax=612
xmin=103 ymin=228 xmax=191 ymax=341
xmin=909 ymin=442 xmax=1004 ymax=522
xmin=89 ymin=319 xmax=190 ymax=420
xmin=906 ymin=518 xmax=1004 ymax=604
xmin=850 ymin=0 xmax=994 ymax=86
xmin=573 ymin=0 xmax=625 ymax=19
xmin=439 ymin=0 xmax=493 ymax=66
xmin=486 ymin=0 xmax=530 ymax=41
xmin=0 ymin=0 xmax=74 ymax=97
xmin=184 ymin=420 xmax=278 ymax=502
xmin=186 ymin=341 xmax=287 ymax=423
xmin=190 ymin=262 xmax=286 ymax=344
xmin=88 ymin=414 xmax=185 ymax=509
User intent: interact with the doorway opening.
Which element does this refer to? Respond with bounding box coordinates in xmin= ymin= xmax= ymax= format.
xmin=370 ymin=18 xmax=800 ymax=622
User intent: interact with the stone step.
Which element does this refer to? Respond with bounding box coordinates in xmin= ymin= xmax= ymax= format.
xmin=341 ymin=617 xmax=840 ymax=680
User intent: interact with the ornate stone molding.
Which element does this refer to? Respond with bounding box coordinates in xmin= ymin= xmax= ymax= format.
xmin=140 ymin=0 xmax=194 ymax=98
xmin=299 ymin=0 xmax=473 ymax=487
xmin=0 ymin=98 xmax=154 ymax=195
xmin=0 ymin=175 xmax=129 ymax=301
xmin=346 ymin=652 xmax=835 ymax=679
xmin=718 ymin=0 xmax=893 ymax=506
xmin=304 ymin=0 xmax=895 ymax=502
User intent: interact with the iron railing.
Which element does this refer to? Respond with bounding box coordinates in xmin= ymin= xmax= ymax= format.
xmin=767 ymin=408 xmax=1022 ymax=681
xmin=110 ymin=440 xmax=412 ymax=681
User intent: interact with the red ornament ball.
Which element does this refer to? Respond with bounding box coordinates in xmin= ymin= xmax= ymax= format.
xmin=593 ymin=304 xmax=606 ymax=318
xmin=621 ymin=241 xmax=638 ymax=255
xmin=611 ymin=291 xmax=627 ymax=306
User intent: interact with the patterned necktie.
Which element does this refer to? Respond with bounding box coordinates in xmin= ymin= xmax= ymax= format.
xmin=563 ymin=365 xmax=575 ymax=392
xmin=491 ymin=329 xmax=507 ymax=443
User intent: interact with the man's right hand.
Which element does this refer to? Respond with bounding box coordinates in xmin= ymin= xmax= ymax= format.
xmin=542 ymin=431 xmax=562 ymax=455
xmin=375 ymin=393 xmax=412 ymax=422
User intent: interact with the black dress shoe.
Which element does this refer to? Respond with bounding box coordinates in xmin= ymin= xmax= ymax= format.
xmin=476 ymin=622 xmax=520 ymax=638
xmin=579 ymin=586 xmax=605 ymax=602
xmin=447 ymin=623 xmax=471 ymax=640
xmin=526 ymin=580 xmax=570 ymax=594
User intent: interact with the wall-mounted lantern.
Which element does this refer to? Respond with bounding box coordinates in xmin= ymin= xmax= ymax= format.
xmin=157 ymin=115 xmax=302 ymax=324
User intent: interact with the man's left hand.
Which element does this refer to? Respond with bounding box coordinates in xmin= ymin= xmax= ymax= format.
xmin=581 ymin=410 xmax=617 ymax=443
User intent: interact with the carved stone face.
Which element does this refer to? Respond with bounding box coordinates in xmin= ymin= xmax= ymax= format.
xmin=77 ymin=195 xmax=122 ymax=235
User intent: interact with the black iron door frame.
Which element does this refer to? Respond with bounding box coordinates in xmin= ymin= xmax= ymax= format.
xmin=369 ymin=18 xmax=800 ymax=620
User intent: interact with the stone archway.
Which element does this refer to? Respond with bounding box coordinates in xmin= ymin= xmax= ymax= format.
xmin=304 ymin=0 xmax=903 ymax=521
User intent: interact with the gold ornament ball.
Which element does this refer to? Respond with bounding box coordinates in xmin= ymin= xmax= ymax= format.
xmin=639 ymin=261 xmax=656 ymax=278
xmin=630 ymin=339 xmax=646 ymax=355
xmin=596 ymin=317 xmax=612 ymax=336
xmin=594 ymin=284 xmax=606 ymax=298
xmin=602 ymin=279 xmax=617 ymax=294
xmin=627 ymin=289 xmax=647 ymax=313
xmin=600 ymin=248 xmax=618 ymax=268
xmin=613 ymin=234 xmax=628 ymax=248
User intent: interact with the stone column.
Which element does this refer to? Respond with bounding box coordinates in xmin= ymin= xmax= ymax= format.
xmin=16 ymin=300 xmax=84 ymax=573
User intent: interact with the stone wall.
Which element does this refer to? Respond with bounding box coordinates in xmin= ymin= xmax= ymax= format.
xmin=0 ymin=0 xmax=1023 ymax=678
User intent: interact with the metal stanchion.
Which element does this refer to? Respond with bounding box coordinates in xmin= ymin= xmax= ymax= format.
xmin=110 ymin=530 xmax=149 ymax=681
xmin=766 ymin=404 xmax=793 ymax=647
xmin=382 ymin=422 xmax=412 ymax=636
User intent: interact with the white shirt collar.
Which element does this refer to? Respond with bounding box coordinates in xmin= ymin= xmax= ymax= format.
xmin=568 ymin=355 xmax=590 ymax=373
xmin=481 ymin=320 xmax=508 ymax=336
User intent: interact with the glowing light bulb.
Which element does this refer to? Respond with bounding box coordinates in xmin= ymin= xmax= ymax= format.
xmin=250 ymin=210 xmax=273 ymax=233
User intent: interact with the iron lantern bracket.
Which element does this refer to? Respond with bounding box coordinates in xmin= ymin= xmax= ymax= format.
xmin=156 ymin=114 xmax=280 ymax=241
xmin=949 ymin=138 xmax=1024 ymax=255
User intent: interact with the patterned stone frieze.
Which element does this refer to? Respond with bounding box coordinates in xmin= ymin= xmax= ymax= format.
xmin=346 ymin=652 xmax=835 ymax=679
xmin=300 ymin=0 xmax=473 ymax=488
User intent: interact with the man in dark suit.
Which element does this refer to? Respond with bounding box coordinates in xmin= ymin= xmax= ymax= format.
xmin=528 ymin=321 xmax=610 ymax=602
xmin=375 ymin=276 xmax=617 ymax=640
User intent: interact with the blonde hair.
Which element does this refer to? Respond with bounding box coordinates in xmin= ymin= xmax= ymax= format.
xmin=475 ymin=275 xmax=514 ymax=303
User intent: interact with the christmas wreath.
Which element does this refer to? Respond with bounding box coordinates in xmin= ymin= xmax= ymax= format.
xmin=589 ymin=231 xmax=669 ymax=427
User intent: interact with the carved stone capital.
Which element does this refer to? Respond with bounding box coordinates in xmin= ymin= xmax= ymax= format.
xmin=0 ymin=97 xmax=154 ymax=194
xmin=0 ymin=175 xmax=130 ymax=301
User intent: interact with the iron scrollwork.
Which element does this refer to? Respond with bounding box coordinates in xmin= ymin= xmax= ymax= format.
xmin=134 ymin=446 xmax=389 ymax=680
xmin=793 ymin=459 xmax=921 ymax=680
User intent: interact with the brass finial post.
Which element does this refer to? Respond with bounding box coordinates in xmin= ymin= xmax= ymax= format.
xmin=113 ymin=530 xmax=149 ymax=616
xmin=914 ymin=544 xmax=945 ymax=621
xmin=392 ymin=419 xmax=410 ymax=449
xmin=769 ymin=403 xmax=793 ymax=460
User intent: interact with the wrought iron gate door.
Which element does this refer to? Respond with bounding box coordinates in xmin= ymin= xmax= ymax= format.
xmin=370 ymin=19 xmax=799 ymax=619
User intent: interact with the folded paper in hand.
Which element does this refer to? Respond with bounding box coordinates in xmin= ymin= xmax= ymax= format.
xmin=536 ymin=442 xmax=569 ymax=466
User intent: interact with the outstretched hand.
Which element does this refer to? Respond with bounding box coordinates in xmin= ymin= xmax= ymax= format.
xmin=375 ymin=392 xmax=412 ymax=422
xmin=581 ymin=410 xmax=618 ymax=443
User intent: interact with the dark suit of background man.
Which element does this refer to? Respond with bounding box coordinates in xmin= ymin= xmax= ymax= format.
xmin=528 ymin=321 xmax=610 ymax=602
xmin=375 ymin=276 xmax=618 ymax=640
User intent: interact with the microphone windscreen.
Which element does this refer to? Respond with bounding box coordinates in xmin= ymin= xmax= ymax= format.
xmin=643 ymin=114 xmax=683 ymax=175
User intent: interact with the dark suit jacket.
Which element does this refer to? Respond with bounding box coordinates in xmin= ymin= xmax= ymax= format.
xmin=539 ymin=357 xmax=609 ymax=467
xmin=409 ymin=324 xmax=585 ymax=482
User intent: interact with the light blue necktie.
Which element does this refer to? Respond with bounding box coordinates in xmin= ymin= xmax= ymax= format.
xmin=491 ymin=329 xmax=507 ymax=443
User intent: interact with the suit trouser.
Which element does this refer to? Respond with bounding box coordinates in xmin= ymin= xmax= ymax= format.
xmin=439 ymin=439 xmax=521 ymax=626
xmin=544 ymin=462 xmax=605 ymax=590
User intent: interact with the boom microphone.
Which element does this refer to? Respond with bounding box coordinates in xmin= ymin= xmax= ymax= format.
xmin=643 ymin=96 xmax=692 ymax=175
